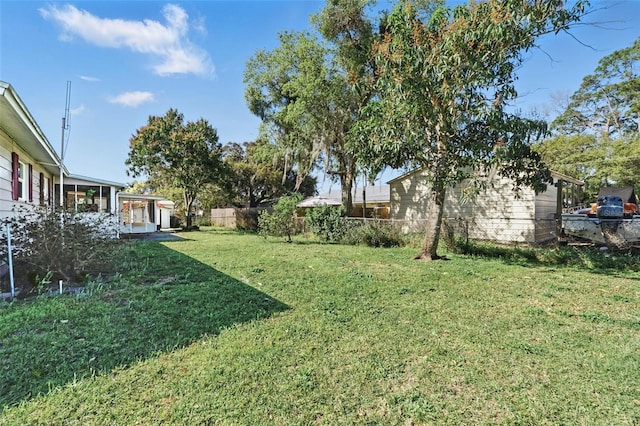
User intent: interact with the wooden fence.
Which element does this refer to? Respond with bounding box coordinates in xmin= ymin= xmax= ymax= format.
xmin=211 ymin=207 xmax=267 ymax=230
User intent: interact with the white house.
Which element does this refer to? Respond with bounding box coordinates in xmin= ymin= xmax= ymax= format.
xmin=388 ymin=168 xmax=583 ymax=244
xmin=0 ymin=81 xmax=63 ymax=218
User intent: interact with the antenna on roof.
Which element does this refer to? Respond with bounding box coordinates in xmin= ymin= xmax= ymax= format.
xmin=62 ymin=80 xmax=71 ymax=160
xmin=59 ymin=80 xmax=71 ymax=207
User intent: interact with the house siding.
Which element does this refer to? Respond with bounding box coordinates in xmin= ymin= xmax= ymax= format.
xmin=534 ymin=181 xmax=559 ymax=243
xmin=0 ymin=141 xmax=13 ymax=214
xmin=389 ymin=169 xmax=560 ymax=244
xmin=0 ymin=130 xmax=54 ymax=218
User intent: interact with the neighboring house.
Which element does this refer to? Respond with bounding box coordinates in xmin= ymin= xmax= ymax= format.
xmin=388 ymin=168 xmax=583 ymax=244
xmin=118 ymin=193 xmax=175 ymax=234
xmin=298 ymin=184 xmax=391 ymax=218
xmin=0 ymin=82 xmax=64 ymax=218
xmin=58 ymin=174 xmax=124 ymax=214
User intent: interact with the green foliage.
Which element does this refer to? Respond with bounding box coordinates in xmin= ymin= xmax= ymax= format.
xmin=0 ymin=207 xmax=121 ymax=295
xmin=348 ymin=0 xmax=586 ymax=259
xmin=553 ymin=36 xmax=640 ymax=137
xmin=244 ymin=30 xmax=361 ymax=213
xmin=125 ymin=109 xmax=227 ymax=229
xmin=542 ymin=36 xmax=640 ymax=199
xmin=235 ymin=207 xmax=264 ymax=231
xmin=304 ymin=205 xmax=348 ymax=242
xmin=342 ymin=220 xmax=404 ymax=248
xmin=222 ymin=140 xmax=316 ymax=208
xmin=536 ymin=133 xmax=640 ymax=200
xmin=258 ymin=194 xmax=303 ymax=242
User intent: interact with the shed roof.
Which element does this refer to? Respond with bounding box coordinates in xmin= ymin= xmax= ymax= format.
xmin=597 ymin=187 xmax=637 ymax=203
xmin=387 ymin=167 xmax=584 ymax=186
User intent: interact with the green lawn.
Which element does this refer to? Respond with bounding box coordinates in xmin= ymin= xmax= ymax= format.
xmin=1 ymin=228 xmax=639 ymax=424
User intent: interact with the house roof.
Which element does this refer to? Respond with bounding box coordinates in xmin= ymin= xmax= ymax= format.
xmin=298 ymin=184 xmax=390 ymax=207
xmin=66 ymin=174 xmax=126 ymax=188
xmin=550 ymin=171 xmax=584 ymax=186
xmin=117 ymin=192 xmax=167 ymax=201
xmin=297 ymin=196 xmax=343 ymax=208
xmin=0 ymin=81 xmax=68 ymax=176
xmin=353 ymin=184 xmax=390 ymax=204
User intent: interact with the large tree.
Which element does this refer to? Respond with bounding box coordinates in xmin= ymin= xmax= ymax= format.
xmin=350 ymin=0 xmax=587 ymax=260
xmin=553 ymin=36 xmax=640 ymax=137
xmin=538 ymin=37 xmax=640 ymax=199
xmin=223 ymin=139 xmax=316 ymax=207
xmin=244 ymin=31 xmax=362 ymax=214
xmin=126 ymin=108 xmax=226 ymax=229
xmin=536 ymin=133 xmax=640 ymax=200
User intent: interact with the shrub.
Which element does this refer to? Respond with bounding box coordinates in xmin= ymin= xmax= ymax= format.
xmin=341 ymin=220 xmax=404 ymax=248
xmin=0 ymin=207 xmax=122 ymax=297
xmin=258 ymin=194 xmax=303 ymax=242
xmin=304 ymin=205 xmax=348 ymax=242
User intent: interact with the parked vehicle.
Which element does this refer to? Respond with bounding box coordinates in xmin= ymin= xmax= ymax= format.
xmin=561 ymin=187 xmax=640 ymax=246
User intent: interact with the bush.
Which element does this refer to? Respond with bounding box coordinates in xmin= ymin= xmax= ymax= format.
xmin=258 ymin=194 xmax=303 ymax=242
xmin=304 ymin=205 xmax=348 ymax=242
xmin=0 ymin=207 xmax=122 ymax=297
xmin=341 ymin=220 xmax=404 ymax=248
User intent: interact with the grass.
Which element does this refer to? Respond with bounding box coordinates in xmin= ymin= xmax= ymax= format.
xmin=1 ymin=228 xmax=639 ymax=424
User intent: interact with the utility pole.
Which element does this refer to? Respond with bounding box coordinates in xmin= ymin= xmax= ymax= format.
xmin=60 ymin=81 xmax=71 ymax=207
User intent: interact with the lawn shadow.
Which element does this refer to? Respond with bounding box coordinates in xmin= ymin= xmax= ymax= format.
xmin=0 ymin=242 xmax=289 ymax=409
xmin=453 ymin=240 xmax=640 ymax=276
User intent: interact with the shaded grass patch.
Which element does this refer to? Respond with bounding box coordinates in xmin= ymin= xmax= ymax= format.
xmin=0 ymin=241 xmax=288 ymax=408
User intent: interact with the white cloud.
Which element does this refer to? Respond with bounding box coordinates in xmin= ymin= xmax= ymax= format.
xmin=108 ymin=91 xmax=155 ymax=107
xmin=70 ymin=104 xmax=86 ymax=115
xmin=79 ymin=75 xmax=100 ymax=82
xmin=40 ymin=4 xmax=214 ymax=77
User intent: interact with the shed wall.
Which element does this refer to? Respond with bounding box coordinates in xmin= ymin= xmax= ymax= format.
xmin=390 ymin=169 xmax=545 ymax=243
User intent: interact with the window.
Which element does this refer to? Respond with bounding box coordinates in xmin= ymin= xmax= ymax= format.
xmin=17 ymin=161 xmax=27 ymax=200
xmin=11 ymin=153 xmax=30 ymax=202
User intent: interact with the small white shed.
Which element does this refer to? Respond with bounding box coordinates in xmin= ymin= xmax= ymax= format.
xmin=388 ymin=169 xmax=583 ymax=244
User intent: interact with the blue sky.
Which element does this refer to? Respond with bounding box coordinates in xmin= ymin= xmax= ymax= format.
xmin=1 ymin=1 xmax=639 ymax=190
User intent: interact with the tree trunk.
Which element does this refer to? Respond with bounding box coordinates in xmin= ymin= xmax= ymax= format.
xmin=184 ymin=193 xmax=194 ymax=229
xmin=416 ymin=185 xmax=446 ymax=261
xmin=341 ymin=168 xmax=355 ymax=216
